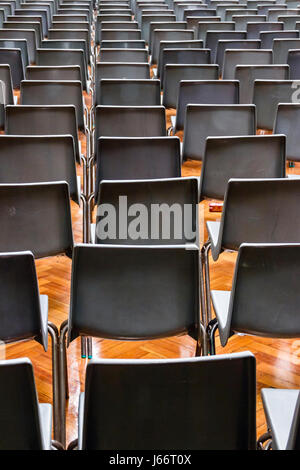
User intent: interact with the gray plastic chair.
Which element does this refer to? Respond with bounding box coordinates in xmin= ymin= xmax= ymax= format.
xmin=260 ymin=29 xmax=299 ymax=49
xmin=0 ymin=63 xmax=13 ymax=128
xmin=247 ymin=21 xmax=284 ymax=40
xmin=95 ymin=14 xmax=132 ymax=45
xmin=269 ymin=8 xmax=300 ymax=22
xmin=3 ymin=21 xmax=42 ymax=48
xmin=186 ymin=15 xmax=221 ymax=34
xmin=14 ymin=9 xmax=48 ymax=37
xmin=97 ymin=79 xmax=160 ymax=106
xmin=163 ymin=64 xmax=219 ymax=108
xmin=100 ymin=29 xmax=142 ymax=41
xmin=48 ymin=29 xmax=91 ymax=56
xmin=94 ymin=177 xmax=198 ymax=245
xmin=182 ymin=104 xmax=256 ymax=161
xmin=233 ymin=14 xmax=267 ymax=31
xmin=100 ymin=39 xmax=146 ymax=48
xmin=25 ymin=64 xmax=82 ymax=81
xmin=206 ymin=30 xmax=246 ymax=62
xmin=260 ymin=388 xmax=300 ymax=450
xmin=197 ymin=20 xmax=235 ymax=42
xmin=223 ymin=49 xmax=273 ymax=79
xmin=253 ymin=80 xmax=296 ymax=130
xmin=0 ymin=135 xmax=80 ymax=203
xmin=141 ymin=13 xmax=176 ymax=41
xmin=183 ymin=8 xmax=217 ymax=22
xmin=148 ymin=21 xmax=188 ymax=53
xmin=278 ymin=14 xmax=300 ymax=29
xmin=0 ymin=358 xmax=53 ymax=450
xmin=235 ymin=64 xmax=289 ymax=104
xmin=0 ymin=28 xmax=36 ymax=63
xmin=68 ymin=352 xmax=256 ymax=450
xmin=287 ymin=49 xmax=300 ymax=79
xmin=5 ymin=104 xmax=82 ymax=163
xmin=157 ymin=39 xmax=204 ymax=78
xmin=41 ymin=38 xmax=89 ymax=67
xmin=151 ymin=28 xmax=194 ymax=64
xmin=173 ymin=79 xmax=239 ymax=132
xmin=159 ymin=47 xmax=210 ymax=84
xmin=0 ymin=38 xmax=28 ymax=67
xmin=216 ymin=39 xmax=261 ymax=70
xmin=273 ymin=38 xmax=300 ymax=63
xmin=274 ymin=103 xmax=300 ymax=162
xmin=199 ymin=134 xmax=286 ymax=201
xmin=209 ymin=243 xmax=300 ymax=355
xmin=0 ymin=48 xmax=23 ymax=87
xmin=98 ymin=47 xmax=148 ymax=62
xmin=94 ymin=136 xmax=181 ymax=202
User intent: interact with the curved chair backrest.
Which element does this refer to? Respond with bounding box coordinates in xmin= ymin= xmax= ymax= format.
xmin=0 ymin=28 xmax=36 ymax=63
xmin=274 ymin=103 xmax=300 ymax=162
xmin=52 ymin=20 xmax=89 ymax=32
xmin=218 ymin=178 xmax=300 ymax=255
xmin=20 ymin=80 xmax=85 ymax=129
xmin=287 ymin=49 xmax=300 ymax=79
xmin=183 ymin=8 xmax=217 ymax=21
xmin=217 ymin=4 xmax=246 ymax=20
xmin=35 ymin=49 xmax=87 ymax=90
xmin=0 ymin=182 xmax=73 ymax=258
xmin=246 ymin=21 xmax=283 ymax=39
xmin=97 ymin=79 xmax=160 ymax=106
xmin=163 ymin=64 xmax=219 ymax=108
xmin=157 ymin=39 xmax=204 ymax=77
xmin=200 ymin=135 xmax=286 ymax=200
xmin=14 ymin=9 xmax=48 ymax=37
xmin=100 ymin=28 xmax=142 ymax=42
xmin=0 ymin=251 xmax=47 ymax=345
xmin=100 ymin=39 xmax=146 ymax=48
xmin=0 ymin=38 xmax=28 ymax=67
xmin=223 ymin=49 xmax=272 ymax=79
xmin=260 ymin=29 xmax=299 ymax=49
xmin=68 ymin=244 xmax=200 ymax=342
xmin=152 ymin=29 xmax=194 ymax=63
xmin=0 ymin=358 xmax=45 ymax=450
xmin=96 ymin=15 xmax=132 ymax=44
xmin=41 ymin=38 xmax=89 ymax=67
xmin=187 ymin=17 xmax=222 ymax=34
xmin=176 ymin=80 xmax=239 ymax=131
xmin=0 ymin=48 xmax=23 ymax=87
xmin=95 ymin=136 xmax=181 ymax=201
xmin=0 ymin=135 xmax=79 ymax=203
xmin=273 ymin=38 xmax=300 ymax=63
xmin=197 ymin=20 xmax=235 ymax=42
xmin=3 ymin=21 xmax=42 ymax=48
xmin=5 ymin=104 xmax=81 ymax=163
xmin=235 ymin=64 xmax=289 ymax=104
xmin=159 ymin=48 xmax=210 ymax=84
xmin=205 ymin=30 xmax=246 ymax=61
xmin=228 ymin=244 xmax=300 ymax=339
xmin=277 ymin=15 xmax=300 ymax=29
xmin=48 ymin=28 xmax=90 ymax=53
xmin=94 ymin=105 xmax=166 ymax=142
xmin=99 ymin=47 xmax=148 ymax=62
xmin=233 ymin=14 xmax=266 ymax=31
xmin=19 ymin=4 xmax=51 ymax=28
xmin=216 ymin=39 xmax=261 ymax=69
xmin=26 ymin=64 xmax=81 ymax=81
xmin=182 ymin=104 xmax=256 ymax=161
xmin=253 ymin=80 xmax=295 ymax=130
xmin=0 ymin=63 xmax=13 ymax=129
xmin=141 ymin=13 xmax=176 ymax=41
xmin=81 ymin=352 xmax=256 ymax=450
xmin=148 ymin=21 xmax=187 ymax=53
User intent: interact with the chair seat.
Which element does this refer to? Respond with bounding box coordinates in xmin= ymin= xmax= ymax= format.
xmin=206 ymin=220 xmax=221 ymax=260
xmin=261 ymin=388 xmax=300 ymax=450
xmin=211 ymin=290 xmax=231 ymax=346
xmin=39 ymin=403 xmax=52 ymax=450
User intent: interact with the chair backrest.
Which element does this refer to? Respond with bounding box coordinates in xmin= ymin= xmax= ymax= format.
xmin=0 ymin=63 xmax=12 ymax=128
xmin=68 ymin=244 xmax=200 ymax=342
xmin=26 ymin=64 xmax=81 ymax=81
xmin=99 ymin=47 xmax=148 ymax=62
xmin=5 ymin=104 xmax=81 ymax=162
xmin=206 ymin=30 xmax=246 ymax=61
xmin=200 ymin=135 xmax=286 ymax=200
xmin=274 ymin=103 xmax=300 ymax=162
xmin=0 ymin=358 xmax=46 ymax=450
xmin=0 ymin=28 xmax=36 ymax=63
xmin=223 ymin=49 xmax=273 ymax=79
xmin=0 ymin=48 xmax=23 ymax=87
xmin=253 ymin=80 xmax=296 ymax=130
xmin=287 ymin=49 xmax=300 ymax=79
xmin=197 ymin=20 xmax=234 ymax=42
xmin=100 ymin=39 xmax=146 ymax=48
xmin=176 ymin=80 xmax=239 ymax=131
xmin=269 ymin=8 xmax=300 ymax=22
xmin=233 ymin=14 xmax=266 ymax=31
xmin=41 ymin=38 xmax=89 ymax=66
xmin=260 ymin=29 xmax=299 ymax=49
xmin=94 ymin=136 xmax=181 ymax=201
xmin=100 ymin=28 xmax=142 ymax=42
xmin=228 ymin=244 xmax=300 ymax=339
xmin=13 ymin=8 xmax=48 ymax=35
xmin=148 ymin=21 xmax=187 ymax=53
xmin=81 ymin=352 xmax=256 ymax=450
xmin=163 ymin=64 xmax=219 ymax=108
xmin=159 ymin=47 xmax=210 ymax=84
xmin=97 ymin=79 xmax=160 ymax=107
xmin=182 ymin=104 xmax=256 ymax=161
xmin=96 ymin=177 xmax=198 ymax=245
xmin=216 ymin=39 xmax=261 ymax=69
xmin=0 ymin=181 xmax=73 ymax=258
xmin=48 ymin=28 xmax=90 ymax=52
xmin=152 ymin=28 xmax=194 ymax=63
xmin=20 ymin=80 xmax=85 ymax=129
xmin=218 ymin=178 xmax=300 ymax=255
xmin=141 ymin=13 xmax=176 ymax=41
xmin=95 ymin=105 xmax=166 ymax=142
xmin=3 ymin=21 xmax=42 ymax=47
xmin=0 ymin=38 xmax=28 ymax=67
xmin=96 ymin=15 xmax=132 ymax=44
xmin=247 ymin=21 xmax=284 ymax=39
xmin=186 ymin=15 xmax=221 ymax=34
xmin=157 ymin=39 xmax=204 ymax=77
xmin=0 ymin=134 xmax=79 ymax=203
xmin=273 ymin=38 xmax=300 ymax=63
xmin=235 ymin=64 xmax=289 ymax=104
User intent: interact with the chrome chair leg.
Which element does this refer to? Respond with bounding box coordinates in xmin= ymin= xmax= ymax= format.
xmin=47 ymin=322 xmax=60 ymax=443
xmin=59 ymin=320 xmax=69 ymax=448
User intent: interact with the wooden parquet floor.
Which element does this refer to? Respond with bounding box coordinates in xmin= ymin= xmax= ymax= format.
xmin=3 ymin=101 xmax=300 ymax=446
